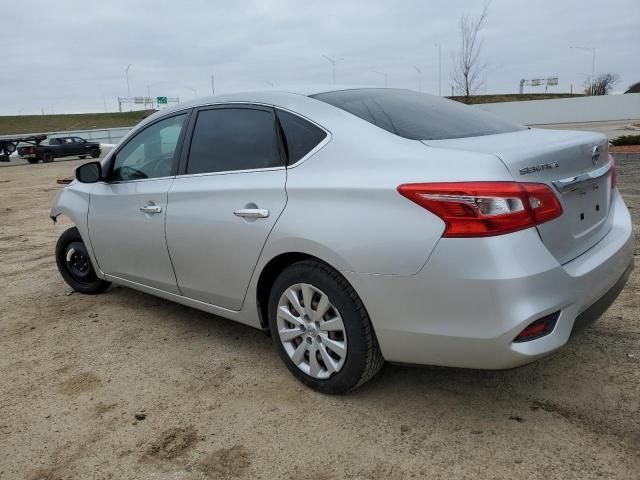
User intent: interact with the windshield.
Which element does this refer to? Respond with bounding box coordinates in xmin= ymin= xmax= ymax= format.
xmin=311 ymin=88 xmax=525 ymax=140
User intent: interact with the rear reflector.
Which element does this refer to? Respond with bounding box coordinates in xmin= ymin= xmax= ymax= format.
xmin=609 ymin=154 xmax=616 ymax=189
xmin=397 ymin=182 xmax=563 ymax=237
xmin=514 ymin=312 xmax=560 ymax=342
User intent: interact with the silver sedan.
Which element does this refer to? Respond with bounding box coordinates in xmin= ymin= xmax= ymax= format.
xmin=51 ymin=87 xmax=634 ymax=393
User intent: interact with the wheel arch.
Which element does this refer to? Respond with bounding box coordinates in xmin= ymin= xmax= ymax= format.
xmin=255 ymin=252 xmax=346 ymax=329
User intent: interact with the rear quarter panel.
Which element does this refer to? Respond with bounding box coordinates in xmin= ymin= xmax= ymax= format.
xmin=264 ymin=122 xmax=514 ymax=276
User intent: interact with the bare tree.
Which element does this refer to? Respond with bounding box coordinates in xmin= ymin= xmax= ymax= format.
xmin=586 ymin=73 xmax=620 ymax=95
xmin=451 ymin=3 xmax=490 ymax=104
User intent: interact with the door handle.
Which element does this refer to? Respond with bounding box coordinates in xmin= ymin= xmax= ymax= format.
xmin=140 ymin=202 xmax=162 ymax=215
xmin=233 ymin=208 xmax=269 ymax=219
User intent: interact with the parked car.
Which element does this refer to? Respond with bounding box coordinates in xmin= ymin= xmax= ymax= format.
xmin=50 ymin=88 xmax=634 ymax=393
xmin=19 ymin=135 xmax=101 ymax=163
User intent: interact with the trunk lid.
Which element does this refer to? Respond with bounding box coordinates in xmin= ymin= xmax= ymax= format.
xmin=424 ymin=128 xmax=613 ymax=264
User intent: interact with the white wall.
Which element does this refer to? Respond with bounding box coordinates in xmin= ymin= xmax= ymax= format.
xmin=476 ymin=93 xmax=640 ymax=125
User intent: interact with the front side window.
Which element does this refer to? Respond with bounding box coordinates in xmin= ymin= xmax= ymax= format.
xmin=276 ymin=110 xmax=327 ymax=164
xmin=186 ymin=107 xmax=281 ymax=175
xmin=110 ymin=114 xmax=187 ymax=181
xmin=311 ymin=88 xmax=524 ymax=140
xmin=73 ymin=137 xmax=85 ymax=144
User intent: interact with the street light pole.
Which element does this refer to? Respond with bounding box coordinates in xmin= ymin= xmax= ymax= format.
xmin=435 ymin=44 xmax=442 ymax=96
xmin=372 ymin=70 xmax=388 ymax=87
xmin=147 ymin=81 xmax=164 ymax=110
xmin=570 ymin=46 xmax=596 ymax=94
xmin=121 ymin=64 xmax=132 ymax=111
xmin=211 ymin=75 xmax=215 ymax=96
xmin=183 ymin=86 xmax=198 ymax=99
xmin=322 ymin=54 xmax=336 ymax=83
xmin=412 ymin=65 xmax=422 ymax=92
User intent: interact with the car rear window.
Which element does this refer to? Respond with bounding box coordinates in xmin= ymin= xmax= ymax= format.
xmin=311 ymin=88 xmax=524 ymax=140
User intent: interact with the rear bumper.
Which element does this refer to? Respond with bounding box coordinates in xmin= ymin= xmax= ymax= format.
xmin=344 ymin=189 xmax=634 ymax=369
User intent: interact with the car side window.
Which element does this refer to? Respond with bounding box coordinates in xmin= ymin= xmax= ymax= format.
xmin=73 ymin=137 xmax=85 ymax=143
xmin=186 ymin=107 xmax=282 ymax=175
xmin=109 ymin=113 xmax=187 ymax=182
xmin=64 ymin=138 xmax=73 ymax=144
xmin=276 ymin=110 xmax=327 ymax=164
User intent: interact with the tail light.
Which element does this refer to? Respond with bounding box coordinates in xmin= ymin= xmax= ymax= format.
xmin=609 ymin=154 xmax=616 ymax=189
xmin=397 ymin=181 xmax=563 ymax=237
xmin=24 ymin=146 xmax=35 ymax=154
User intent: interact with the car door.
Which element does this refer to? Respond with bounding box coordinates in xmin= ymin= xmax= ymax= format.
xmin=61 ymin=137 xmax=76 ymax=157
xmin=73 ymin=137 xmax=89 ymax=155
xmin=88 ymin=112 xmax=190 ymax=293
xmin=165 ymin=105 xmax=287 ymax=310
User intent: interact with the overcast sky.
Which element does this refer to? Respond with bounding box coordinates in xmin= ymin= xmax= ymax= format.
xmin=1 ymin=0 xmax=639 ymax=115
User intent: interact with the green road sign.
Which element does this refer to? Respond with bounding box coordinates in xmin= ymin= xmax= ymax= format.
xmin=157 ymin=96 xmax=167 ymax=104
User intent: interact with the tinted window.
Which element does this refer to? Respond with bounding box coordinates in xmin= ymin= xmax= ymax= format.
xmin=110 ymin=114 xmax=187 ymax=181
xmin=276 ymin=110 xmax=327 ymax=164
xmin=49 ymin=138 xmax=62 ymax=145
xmin=187 ymin=108 xmax=281 ymax=174
xmin=73 ymin=137 xmax=85 ymax=143
xmin=311 ymin=89 xmax=524 ymax=140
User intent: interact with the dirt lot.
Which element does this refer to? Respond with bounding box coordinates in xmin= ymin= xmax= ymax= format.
xmin=1 ymin=156 xmax=638 ymax=480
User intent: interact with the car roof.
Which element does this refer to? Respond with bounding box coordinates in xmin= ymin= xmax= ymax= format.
xmin=154 ymin=85 xmax=382 ymax=114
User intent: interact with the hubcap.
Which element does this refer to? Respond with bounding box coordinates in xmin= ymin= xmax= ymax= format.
xmin=277 ymin=283 xmax=347 ymax=379
xmin=65 ymin=246 xmax=91 ymax=278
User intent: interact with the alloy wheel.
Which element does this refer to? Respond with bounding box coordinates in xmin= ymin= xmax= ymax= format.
xmin=276 ymin=283 xmax=347 ymax=379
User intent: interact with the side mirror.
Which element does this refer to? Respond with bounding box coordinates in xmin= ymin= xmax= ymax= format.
xmin=75 ymin=161 xmax=102 ymax=183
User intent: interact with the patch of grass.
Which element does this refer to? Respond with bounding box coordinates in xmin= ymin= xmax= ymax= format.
xmin=0 ymin=110 xmax=156 ymax=135
xmin=610 ymin=134 xmax=640 ymax=146
xmin=449 ymin=93 xmax=584 ymax=104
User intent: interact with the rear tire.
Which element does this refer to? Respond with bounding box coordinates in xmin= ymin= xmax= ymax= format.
xmin=79 ymin=155 xmax=86 ymax=159
xmin=55 ymin=227 xmax=110 ymax=294
xmin=26 ymin=158 xmax=39 ymax=164
xmin=268 ymin=259 xmax=383 ymax=393
xmin=90 ymin=148 xmax=100 ymax=158
xmin=42 ymin=151 xmax=54 ymax=163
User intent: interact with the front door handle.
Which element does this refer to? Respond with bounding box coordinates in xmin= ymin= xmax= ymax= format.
xmin=233 ymin=208 xmax=269 ymax=219
xmin=140 ymin=202 xmax=162 ymax=215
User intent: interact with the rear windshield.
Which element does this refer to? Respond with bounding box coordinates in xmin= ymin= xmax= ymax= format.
xmin=311 ymin=88 xmax=524 ymax=140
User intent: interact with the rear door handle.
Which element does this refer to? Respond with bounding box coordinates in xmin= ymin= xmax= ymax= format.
xmin=140 ymin=202 xmax=162 ymax=214
xmin=233 ymin=208 xmax=269 ymax=219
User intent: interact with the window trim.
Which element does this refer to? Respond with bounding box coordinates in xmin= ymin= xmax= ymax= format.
xmin=103 ymin=110 xmax=192 ymax=184
xmin=176 ymin=104 xmax=287 ymax=177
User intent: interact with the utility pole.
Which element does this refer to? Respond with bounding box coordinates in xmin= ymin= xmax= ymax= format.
xmin=121 ymin=64 xmax=132 ymax=111
xmin=211 ymin=75 xmax=215 ymax=95
xmin=412 ymin=65 xmax=422 ymax=92
xmin=435 ymin=43 xmax=442 ymax=96
xmin=570 ymin=46 xmax=596 ymax=94
xmin=322 ymin=54 xmax=336 ymax=83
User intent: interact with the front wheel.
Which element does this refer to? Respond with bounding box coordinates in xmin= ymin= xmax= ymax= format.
xmin=90 ymin=148 xmax=100 ymax=158
xmin=268 ymin=259 xmax=383 ymax=393
xmin=55 ymin=227 xmax=111 ymax=294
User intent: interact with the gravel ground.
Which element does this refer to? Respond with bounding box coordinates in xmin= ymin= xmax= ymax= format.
xmin=0 ymin=155 xmax=638 ymax=480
